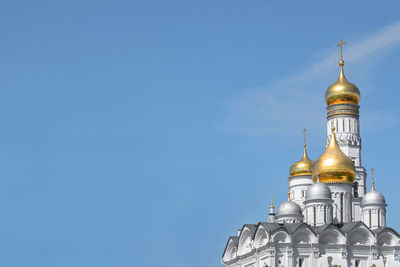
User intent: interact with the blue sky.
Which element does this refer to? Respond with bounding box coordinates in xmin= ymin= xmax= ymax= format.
xmin=1 ymin=1 xmax=400 ymax=266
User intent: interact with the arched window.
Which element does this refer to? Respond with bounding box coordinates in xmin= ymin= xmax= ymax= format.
xmin=327 ymin=256 xmax=333 ymax=266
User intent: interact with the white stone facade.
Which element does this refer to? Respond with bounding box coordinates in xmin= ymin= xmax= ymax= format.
xmin=222 ymin=223 xmax=400 ymax=267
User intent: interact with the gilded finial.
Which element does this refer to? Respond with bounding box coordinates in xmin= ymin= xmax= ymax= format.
xmin=303 ymin=128 xmax=307 ymax=148
xmin=337 ymin=40 xmax=346 ymax=64
xmin=270 ymin=195 xmax=274 ymax=208
xmin=371 ymin=168 xmax=375 ymax=191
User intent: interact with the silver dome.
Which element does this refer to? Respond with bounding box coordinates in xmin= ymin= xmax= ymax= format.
xmin=306 ymin=182 xmax=332 ymax=201
xmin=276 ymin=201 xmax=302 ymax=217
xmin=361 ymin=190 xmax=386 ymax=206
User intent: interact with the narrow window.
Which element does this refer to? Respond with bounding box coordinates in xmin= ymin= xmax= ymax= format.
xmin=299 ymin=258 xmax=304 ymax=267
xmin=353 ymin=182 xmax=359 ymax=198
xmin=313 ymin=206 xmax=316 ymax=226
xmin=340 ymin=193 xmax=344 ymax=222
xmin=369 ymin=210 xmax=372 ymax=227
xmin=378 ymin=211 xmax=381 ymax=227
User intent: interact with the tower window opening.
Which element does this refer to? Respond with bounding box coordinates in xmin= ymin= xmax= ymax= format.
xmin=299 ymin=258 xmax=304 ymax=267
xmin=355 ymin=259 xmax=360 ymax=267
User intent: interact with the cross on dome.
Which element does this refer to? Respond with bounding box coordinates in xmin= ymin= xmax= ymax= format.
xmin=337 ymin=40 xmax=346 ymax=62
xmin=371 ymin=168 xmax=375 ymax=191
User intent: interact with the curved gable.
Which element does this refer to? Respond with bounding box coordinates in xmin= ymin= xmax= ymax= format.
xmin=292 ymin=224 xmax=317 ymax=244
xmin=222 ymin=237 xmax=238 ymax=262
xmin=347 ymin=223 xmax=374 ymax=245
xmin=254 ymin=224 xmax=269 ymax=248
xmin=237 ymin=225 xmax=256 ymax=255
xmin=271 ymin=228 xmax=290 ymax=243
xmin=377 ymin=228 xmax=400 ymax=246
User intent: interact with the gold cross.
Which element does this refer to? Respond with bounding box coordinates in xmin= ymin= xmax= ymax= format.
xmin=337 ymin=40 xmax=346 ymax=61
xmin=371 ymin=168 xmax=375 ymax=190
xmin=303 ymin=128 xmax=306 ymax=147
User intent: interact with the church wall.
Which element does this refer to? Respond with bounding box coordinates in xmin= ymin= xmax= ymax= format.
xmin=328 ymin=183 xmax=352 ymax=223
xmin=288 ymin=175 xmax=313 ymax=210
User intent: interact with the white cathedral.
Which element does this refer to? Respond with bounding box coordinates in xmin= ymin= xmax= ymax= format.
xmin=222 ymin=42 xmax=400 ymax=267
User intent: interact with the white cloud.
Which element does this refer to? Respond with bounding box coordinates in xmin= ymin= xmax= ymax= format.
xmin=223 ymin=21 xmax=400 ymax=140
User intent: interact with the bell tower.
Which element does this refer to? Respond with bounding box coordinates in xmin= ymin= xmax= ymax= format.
xmin=325 ymin=41 xmax=366 ymax=221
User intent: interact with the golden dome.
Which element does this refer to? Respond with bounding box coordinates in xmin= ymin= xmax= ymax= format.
xmin=325 ymin=60 xmax=360 ymax=106
xmin=289 ymin=145 xmax=314 ymax=176
xmin=312 ymin=127 xmax=355 ymax=184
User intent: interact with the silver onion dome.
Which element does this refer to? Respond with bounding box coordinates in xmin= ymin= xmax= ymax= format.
xmin=276 ymin=201 xmax=302 ymax=217
xmin=306 ymin=182 xmax=332 ymax=201
xmin=361 ymin=190 xmax=386 ymax=206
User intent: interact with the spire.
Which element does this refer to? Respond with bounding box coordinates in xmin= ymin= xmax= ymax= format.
xmin=269 ymin=195 xmax=275 ymax=215
xmin=270 ymin=195 xmax=274 ymax=209
xmin=327 ymin=126 xmax=338 ymax=150
xmin=267 ymin=195 xmax=276 ymax=223
xmin=371 ymin=168 xmax=375 ymax=191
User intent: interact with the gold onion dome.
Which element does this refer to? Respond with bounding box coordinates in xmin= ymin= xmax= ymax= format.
xmin=312 ymin=127 xmax=355 ymax=184
xmin=290 ymin=129 xmax=314 ymax=176
xmin=325 ymin=40 xmax=360 ymax=106
xmin=289 ymin=145 xmax=314 ymax=176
